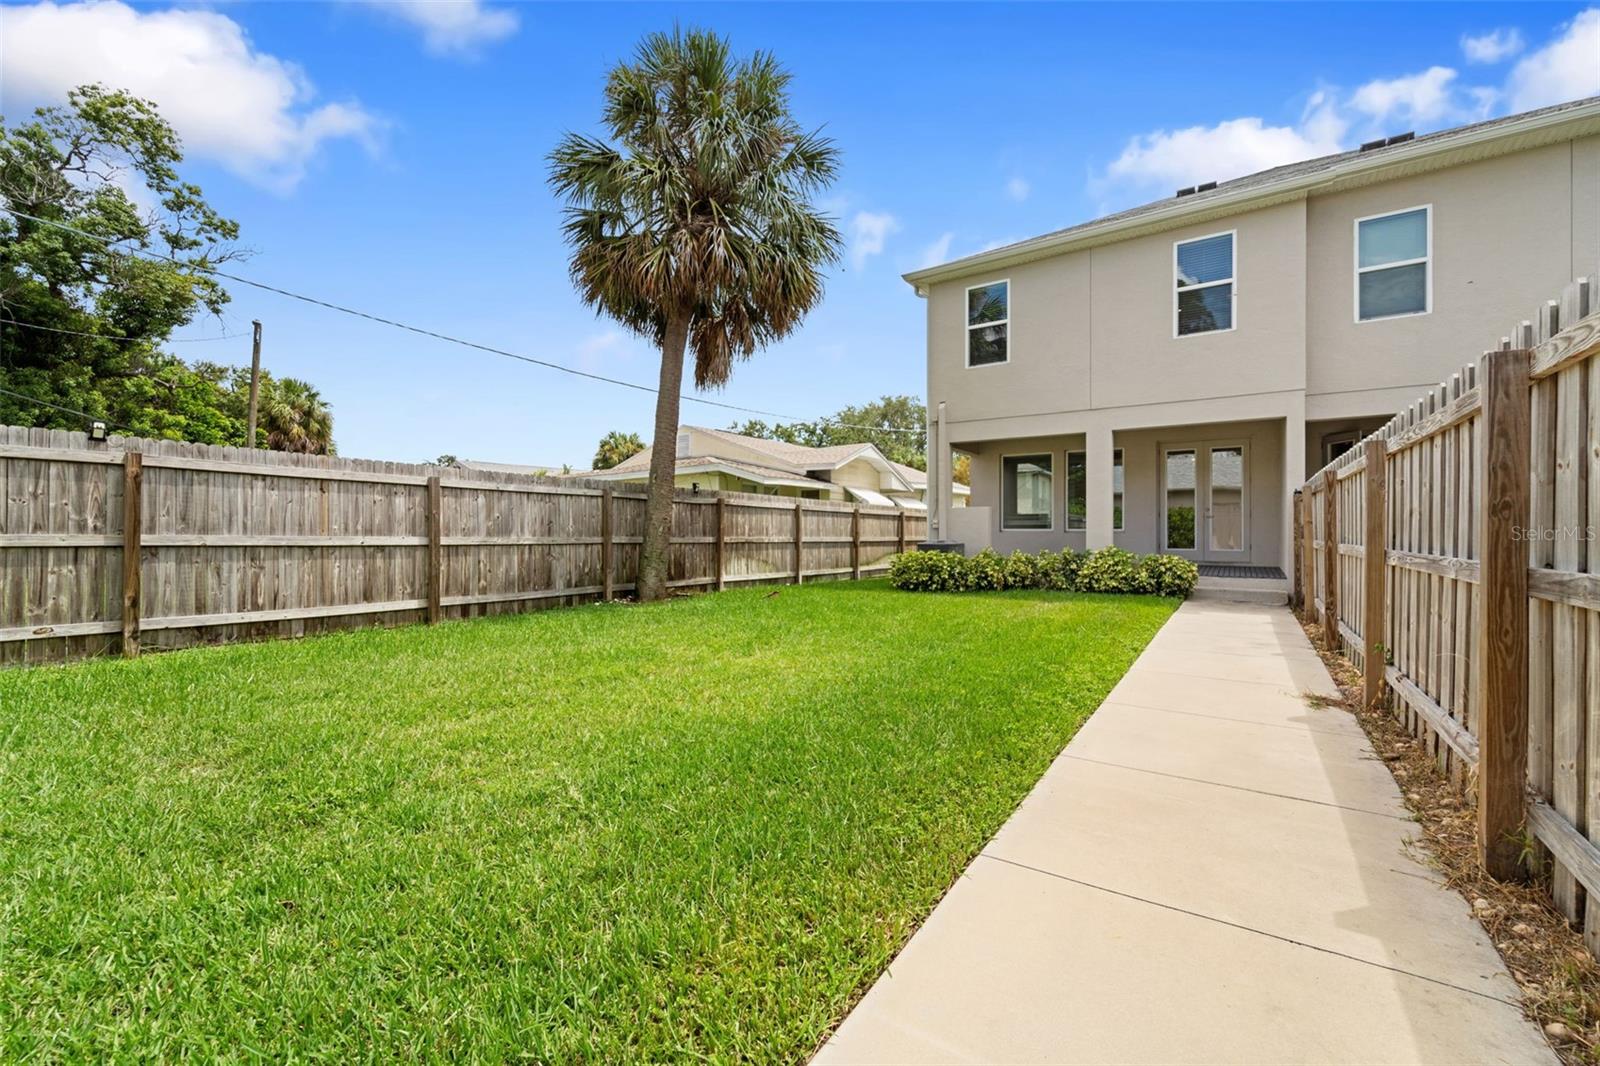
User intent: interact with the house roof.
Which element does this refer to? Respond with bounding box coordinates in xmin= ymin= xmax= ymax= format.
xmin=577 ymin=427 xmax=965 ymax=499
xmin=690 ymin=426 xmax=877 ymax=470
xmin=888 ymin=459 xmax=970 ymax=496
xmin=460 ymin=459 xmax=570 ymax=476
xmin=576 ymin=453 xmax=833 ymax=490
xmin=904 ymin=96 xmax=1600 ymax=288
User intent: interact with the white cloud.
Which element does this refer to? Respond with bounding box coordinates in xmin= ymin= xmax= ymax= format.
xmin=1506 ymin=9 xmax=1600 ymax=111
xmin=1095 ymin=9 xmax=1600 ymax=204
xmin=1462 ymin=27 xmax=1525 ymax=64
xmin=0 ymin=1 xmax=379 ymax=193
xmin=918 ymin=232 xmax=954 ymax=269
xmin=1005 ymin=177 xmax=1031 ymax=202
xmin=1350 ymin=66 xmax=1460 ymax=125
xmin=352 ymin=0 xmax=519 ymax=56
xmin=1104 ymin=115 xmax=1345 ymax=191
xmin=848 ymin=211 xmax=900 ymax=271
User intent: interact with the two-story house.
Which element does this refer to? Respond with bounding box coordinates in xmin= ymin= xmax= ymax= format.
xmin=907 ymin=97 xmax=1600 ymax=580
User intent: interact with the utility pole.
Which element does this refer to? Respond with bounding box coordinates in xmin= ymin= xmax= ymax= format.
xmin=245 ymin=320 xmax=262 ymax=447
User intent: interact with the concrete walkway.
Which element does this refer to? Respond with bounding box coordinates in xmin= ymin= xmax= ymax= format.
xmin=815 ymin=601 xmax=1556 ymax=1065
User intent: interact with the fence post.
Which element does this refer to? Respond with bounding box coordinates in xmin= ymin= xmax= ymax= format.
xmin=851 ymin=505 xmax=862 ymax=580
xmin=426 ymin=475 xmax=442 ymax=623
xmin=1286 ymin=486 xmax=1299 ymax=605
xmin=794 ymin=501 xmax=804 ymax=585
xmin=714 ymin=495 xmax=726 ymax=592
xmin=600 ymin=487 xmax=614 ymax=602
xmin=1300 ymin=485 xmax=1315 ymax=621
xmin=1321 ymin=468 xmax=1338 ymax=648
xmin=1479 ymin=346 xmax=1532 ymax=880
xmin=121 ymin=451 xmax=143 ymax=658
xmin=1362 ymin=438 xmax=1388 ymax=709
xmin=898 ymin=510 xmax=907 ymax=554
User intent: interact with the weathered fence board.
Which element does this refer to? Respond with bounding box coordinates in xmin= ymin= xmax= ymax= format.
xmin=1298 ymin=266 xmax=1600 ymax=953
xmin=0 ymin=426 xmax=926 ymax=666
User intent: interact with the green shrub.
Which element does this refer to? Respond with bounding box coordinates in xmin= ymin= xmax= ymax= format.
xmin=887 ymin=549 xmax=970 ymax=591
xmin=1140 ymin=553 xmax=1200 ymax=598
xmin=1002 ymin=550 xmax=1044 ymax=589
xmin=968 ymin=548 xmax=1007 ymax=591
xmin=1076 ymin=547 xmax=1151 ymax=594
xmin=888 ymin=546 xmax=1194 ymax=598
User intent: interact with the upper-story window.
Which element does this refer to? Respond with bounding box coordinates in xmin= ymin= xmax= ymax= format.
xmin=1356 ymin=205 xmax=1430 ymax=321
xmin=966 ymin=280 xmax=1009 ymax=367
xmin=1174 ymin=231 xmax=1235 ymax=337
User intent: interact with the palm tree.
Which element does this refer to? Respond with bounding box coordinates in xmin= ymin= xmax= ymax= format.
xmin=549 ymin=29 xmax=841 ymax=601
xmin=262 ymin=378 xmax=334 ymax=455
xmin=592 ymin=429 xmax=645 ymax=470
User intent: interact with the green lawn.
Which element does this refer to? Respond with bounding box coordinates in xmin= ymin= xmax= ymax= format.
xmin=1 ymin=580 xmax=1176 ymax=1062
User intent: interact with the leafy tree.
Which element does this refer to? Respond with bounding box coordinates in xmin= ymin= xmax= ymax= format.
xmin=549 ymin=30 xmax=841 ymax=601
xmin=0 ymin=85 xmax=333 ymax=451
xmin=260 ymin=377 xmax=334 ymax=455
xmin=592 ymin=429 xmax=645 ymax=470
xmin=434 ymin=454 xmax=460 ymax=467
xmin=952 ymin=452 xmax=971 ymax=486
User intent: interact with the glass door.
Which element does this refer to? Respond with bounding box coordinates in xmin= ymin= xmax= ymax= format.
xmin=1163 ymin=449 xmax=1201 ymax=560
xmin=1162 ymin=442 xmax=1250 ymax=562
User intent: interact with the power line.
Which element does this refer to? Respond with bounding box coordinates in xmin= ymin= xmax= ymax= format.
xmin=2 ymin=208 xmax=922 ymax=435
xmin=0 ymin=317 xmax=245 ymax=343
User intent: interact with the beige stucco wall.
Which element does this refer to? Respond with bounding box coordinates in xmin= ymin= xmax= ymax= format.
xmin=960 ymin=418 xmax=1285 ymax=564
xmin=1305 ymin=137 xmax=1600 ymax=416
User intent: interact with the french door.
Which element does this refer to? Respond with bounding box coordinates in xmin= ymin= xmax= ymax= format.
xmin=1161 ymin=442 xmax=1249 ymax=562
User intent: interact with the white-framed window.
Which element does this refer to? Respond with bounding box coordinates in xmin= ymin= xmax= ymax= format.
xmin=1066 ymin=449 xmax=1124 ymax=532
xmin=1174 ymin=231 xmax=1235 ymax=337
xmin=1001 ymin=452 xmax=1052 ymax=531
xmin=1355 ymin=205 xmax=1430 ymax=321
xmin=965 ymin=279 xmax=1010 ymax=367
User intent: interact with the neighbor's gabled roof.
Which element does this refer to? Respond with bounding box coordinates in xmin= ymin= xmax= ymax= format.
xmin=576 ymin=453 xmax=834 ymax=491
xmin=904 ymin=96 xmax=1600 ymax=289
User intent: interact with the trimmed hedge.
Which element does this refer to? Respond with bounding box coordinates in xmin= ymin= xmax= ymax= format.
xmin=889 ymin=546 xmax=1199 ymax=598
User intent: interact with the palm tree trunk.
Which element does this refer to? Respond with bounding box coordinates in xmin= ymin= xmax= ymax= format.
xmin=637 ymin=311 xmax=690 ymax=602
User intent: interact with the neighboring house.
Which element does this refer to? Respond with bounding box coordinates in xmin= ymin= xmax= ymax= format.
xmin=574 ymin=425 xmax=969 ymax=509
xmin=906 ymin=97 xmax=1600 ymax=573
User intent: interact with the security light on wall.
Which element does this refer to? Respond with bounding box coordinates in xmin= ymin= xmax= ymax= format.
xmin=88 ymin=420 xmax=108 ymax=442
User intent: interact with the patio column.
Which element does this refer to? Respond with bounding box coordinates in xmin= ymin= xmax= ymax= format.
xmin=926 ymin=401 xmax=950 ymax=543
xmin=1085 ymin=424 xmax=1115 ymax=550
xmin=1283 ymin=396 xmax=1305 ymax=574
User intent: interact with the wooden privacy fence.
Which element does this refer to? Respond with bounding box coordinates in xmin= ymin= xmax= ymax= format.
xmin=0 ymin=426 xmax=926 ymax=667
xmin=1296 ymin=267 xmax=1600 ymax=951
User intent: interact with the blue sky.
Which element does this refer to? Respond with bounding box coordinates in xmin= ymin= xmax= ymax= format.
xmin=4 ymin=1 xmax=1597 ymax=466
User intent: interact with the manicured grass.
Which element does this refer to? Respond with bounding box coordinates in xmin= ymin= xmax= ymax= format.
xmin=0 ymin=581 xmax=1176 ymax=1061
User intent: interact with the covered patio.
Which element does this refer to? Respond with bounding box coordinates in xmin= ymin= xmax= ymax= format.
xmin=928 ymin=393 xmax=1306 ymax=573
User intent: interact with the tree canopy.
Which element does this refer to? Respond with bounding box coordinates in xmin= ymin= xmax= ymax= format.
xmin=0 ymin=85 xmax=333 ymax=451
xmin=592 ymin=429 xmax=645 ymax=470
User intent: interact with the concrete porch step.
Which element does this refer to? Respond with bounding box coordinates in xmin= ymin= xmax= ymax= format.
xmin=1192 ymin=575 xmax=1289 ymax=605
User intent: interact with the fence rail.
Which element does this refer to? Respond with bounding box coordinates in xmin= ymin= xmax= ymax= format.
xmin=0 ymin=427 xmax=925 ymax=666
xmin=1297 ymin=264 xmax=1600 ymax=953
